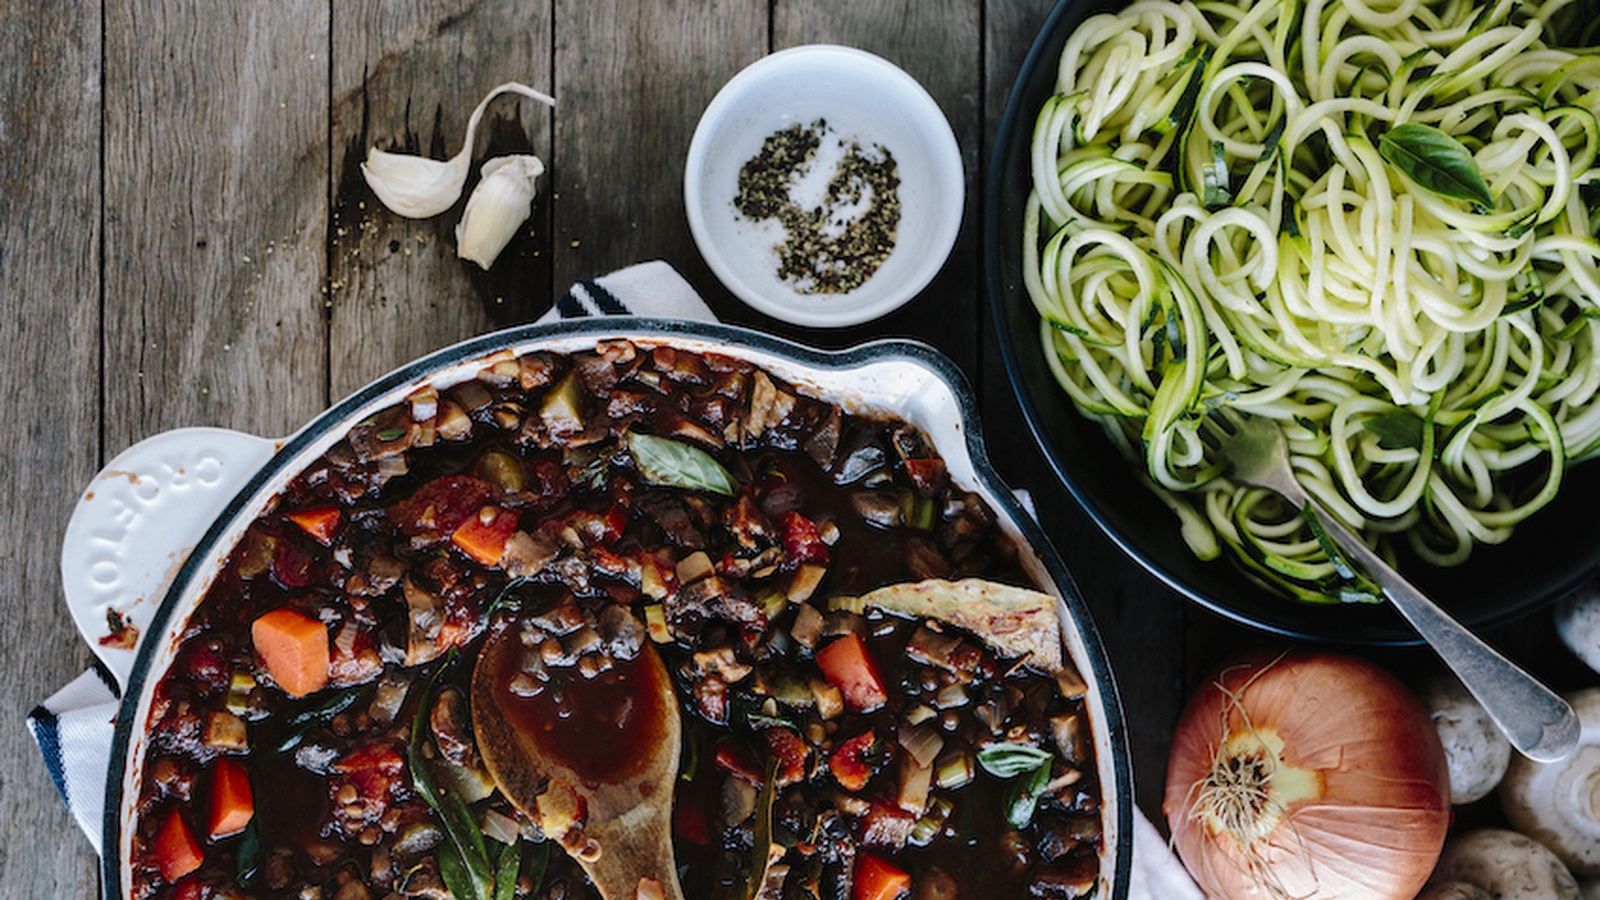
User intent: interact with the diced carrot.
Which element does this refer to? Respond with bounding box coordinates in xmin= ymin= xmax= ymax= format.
xmin=207 ymin=757 xmax=254 ymax=839
xmin=152 ymin=808 xmax=204 ymax=882
xmin=816 ymin=632 xmax=889 ymax=712
xmin=852 ymin=852 xmax=912 ymax=900
xmin=764 ymin=726 xmax=811 ymax=787
xmin=450 ymin=506 xmax=520 ymax=566
xmin=829 ymin=729 xmax=878 ymax=792
xmin=250 ymin=607 xmax=330 ymax=698
xmin=286 ymin=506 xmax=341 ymax=545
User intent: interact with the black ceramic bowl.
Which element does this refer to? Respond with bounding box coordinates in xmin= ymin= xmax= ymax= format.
xmin=985 ymin=0 xmax=1600 ymax=645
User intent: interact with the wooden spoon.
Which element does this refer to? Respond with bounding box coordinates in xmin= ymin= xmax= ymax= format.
xmin=472 ymin=618 xmax=685 ymax=900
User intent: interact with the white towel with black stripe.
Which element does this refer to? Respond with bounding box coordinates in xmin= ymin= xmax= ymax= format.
xmin=30 ymin=258 xmax=1200 ymax=899
xmin=28 ymin=664 xmax=120 ymax=856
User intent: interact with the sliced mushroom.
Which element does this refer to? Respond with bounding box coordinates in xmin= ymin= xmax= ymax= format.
xmin=429 ymin=687 xmax=480 ymax=770
xmin=1421 ymin=673 xmax=1512 ymax=804
xmin=1499 ymin=688 xmax=1600 ymax=875
xmin=402 ymin=576 xmax=445 ymax=667
xmin=1430 ymin=828 xmax=1580 ymax=899
xmin=1556 ymin=580 xmax=1600 ymax=675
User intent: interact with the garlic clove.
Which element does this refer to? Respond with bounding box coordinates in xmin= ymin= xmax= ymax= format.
xmin=360 ymin=81 xmax=555 ymax=220
xmin=362 ymin=148 xmax=474 ymax=219
xmin=455 ymin=155 xmax=546 ymax=270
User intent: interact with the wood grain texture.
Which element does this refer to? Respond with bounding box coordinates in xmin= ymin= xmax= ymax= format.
xmin=0 ymin=0 xmax=104 ymax=896
xmin=14 ymin=4 xmax=1585 ymax=895
xmin=550 ymin=0 xmax=765 ymax=304
xmin=102 ymin=0 xmax=330 ymax=443
xmin=329 ymin=0 xmax=555 ymax=399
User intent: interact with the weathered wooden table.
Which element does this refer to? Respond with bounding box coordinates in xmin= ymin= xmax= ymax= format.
xmin=3 ymin=1 xmax=1586 ymax=895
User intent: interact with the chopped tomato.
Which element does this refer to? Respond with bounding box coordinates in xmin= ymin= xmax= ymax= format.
xmin=852 ymin=852 xmax=912 ymax=900
xmin=764 ymin=726 xmax=811 ymax=787
xmin=331 ymin=740 xmax=406 ymax=821
xmin=564 ymin=505 xmax=628 ymax=547
xmin=780 ymin=511 xmax=830 ymax=566
xmin=286 ymin=506 xmax=341 ymax=545
xmin=207 ymin=757 xmax=254 ymax=839
xmin=152 ymin=808 xmax=204 ymax=882
xmin=592 ymin=547 xmax=630 ymax=577
xmin=713 ymin=738 xmax=764 ymax=786
xmin=829 ymin=729 xmax=879 ymax=792
xmin=390 ymin=474 xmax=496 ymax=543
xmin=816 ymin=633 xmax=889 ymax=713
xmin=269 ymin=536 xmax=315 ymax=589
xmin=450 ymin=506 xmax=520 ymax=566
xmin=858 ymin=801 xmax=917 ymax=850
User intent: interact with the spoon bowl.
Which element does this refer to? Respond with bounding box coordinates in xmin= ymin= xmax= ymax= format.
xmin=472 ymin=617 xmax=685 ymax=900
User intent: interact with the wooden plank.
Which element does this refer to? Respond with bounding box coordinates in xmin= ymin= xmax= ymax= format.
xmin=0 ymin=3 xmax=106 ymax=896
xmin=328 ymin=0 xmax=555 ymax=400
xmin=550 ymin=0 xmax=765 ymax=308
xmin=102 ymin=0 xmax=329 ymax=443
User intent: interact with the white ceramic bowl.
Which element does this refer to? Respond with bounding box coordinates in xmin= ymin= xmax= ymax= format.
xmin=684 ymin=45 xmax=965 ymax=327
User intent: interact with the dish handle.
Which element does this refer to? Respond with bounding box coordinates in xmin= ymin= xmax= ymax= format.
xmin=60 ymin=428 xmax=277 ymax=690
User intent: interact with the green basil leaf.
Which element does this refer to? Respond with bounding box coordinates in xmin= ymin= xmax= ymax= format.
xmin=438 ymin=840 xmax=483 ymax=900
xmin=522 ymin=840 xmax=551 ymax=895
xmin=626 ymin=431 xmax=739 ymax=496
xmin=235 ymin=819 xmax=261 ymax=886
xmin=744 ymin=757 xmax=781 ymax=900
xmin=1004 ymin=757 xmax=1054 ymax=828
xmin=1361 ymin=411 xmax=1427 ymax=450
xmin=1378 ymin=123 xmax=1495 ymax=209
xmin=285 ymin=685 xmax=364 ymax=728
xmin=976 ymin=743 xmax=1054 ymax=779
xmin=493 ymin=839 xmax=522 ymax=900
xmin=408 ymin=653 xmax=494 ymax=895
xmin=273 ymin=685 xmax=367 ymax=753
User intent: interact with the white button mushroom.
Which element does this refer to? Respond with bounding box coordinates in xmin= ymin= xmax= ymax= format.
xmin=1556 ymin=581 xmax=1600 ymax=676
xmin=1430 ymin=828 xmax=1580 ymax=900
xmin=1499 ymin=688 xmax=1600 ymax=875
xmin=1416 ymin=882 xmax=1492 ymax=900
xmin=1422 ymin=673 xmax=1513 ymax=804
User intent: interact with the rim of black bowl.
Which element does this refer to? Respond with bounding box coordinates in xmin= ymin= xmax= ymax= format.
xmin=983 ymin=0 xmax=1600 ymax=646
xmin=103 ymin=317 xmax=1134 ymax=900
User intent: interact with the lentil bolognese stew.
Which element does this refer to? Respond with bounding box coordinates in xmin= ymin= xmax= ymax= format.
xmin=129 ymin=339 xmax=1105 ymax=900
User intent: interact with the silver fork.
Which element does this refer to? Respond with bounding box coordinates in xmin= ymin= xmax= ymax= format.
xmin=1209 ymin=409 xmax=1578 ymax=763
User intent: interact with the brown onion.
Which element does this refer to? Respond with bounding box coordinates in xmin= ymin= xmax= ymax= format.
xmin=1163 ymin=648 xmax=1450 ymax=899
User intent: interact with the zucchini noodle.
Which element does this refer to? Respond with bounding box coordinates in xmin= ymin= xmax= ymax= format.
xmin=1024 ymin=0 xmax=1600 ymax=602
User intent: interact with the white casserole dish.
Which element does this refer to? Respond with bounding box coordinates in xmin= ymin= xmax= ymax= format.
xmin=62 ymin=318 xmax=1133 ymax=899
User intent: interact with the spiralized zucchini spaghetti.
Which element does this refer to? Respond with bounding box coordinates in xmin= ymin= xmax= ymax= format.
xmin=1023 ymin=0 xmax=1600 ymax=602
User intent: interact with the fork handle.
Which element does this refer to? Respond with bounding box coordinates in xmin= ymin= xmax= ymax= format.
xmin=1304 ymin=503 xmax=1579 ymax=763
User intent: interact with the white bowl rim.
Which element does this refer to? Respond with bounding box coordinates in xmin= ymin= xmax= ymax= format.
xmin=684 ymin=44 xmax=966 ymax=328
xmin=100 ymin=320 xmax=1132 ymax=900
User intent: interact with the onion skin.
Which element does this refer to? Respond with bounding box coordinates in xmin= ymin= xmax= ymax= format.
xmin=1163 ymin=649 xmax=1450 ymax=899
